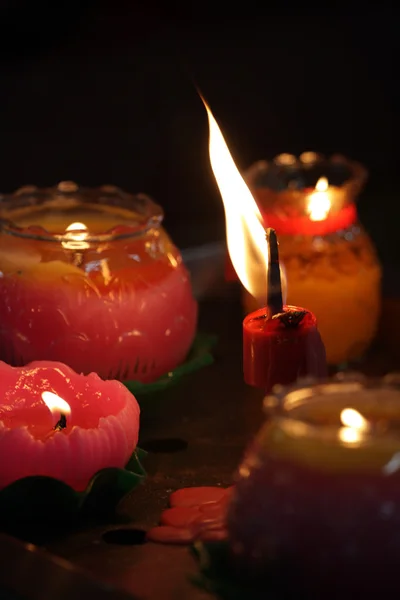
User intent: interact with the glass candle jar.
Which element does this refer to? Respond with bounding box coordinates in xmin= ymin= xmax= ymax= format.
xmin=241 ymin=153 xmax=382 ymax=366
xmin=228 ymin=374 xmax=400 ymax=597
xmin=0 ymin=182 xmax=197 ymax=382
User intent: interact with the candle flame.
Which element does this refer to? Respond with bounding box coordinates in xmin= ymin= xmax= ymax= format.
xmin=62 ymin=222 xmax=89 ymax=250
xmin=41 ymin=391 xmax=71 ymax=416
xmin=315 ymin=177 xmax=329 ymax=193
xmin=339 ymin=407 xmax=370 ymax=444
xmin=65 ymin=222 xmax=88 ymax=235
xmin=307 ymin=176 xmax=331 ymax=222
xmin=203 ymin=98 xmax=286 ymax=302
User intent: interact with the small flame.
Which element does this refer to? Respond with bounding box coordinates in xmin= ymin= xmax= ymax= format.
xmin=62 ymin=222 xmax=89 ymax=250
xmin=315 ymin=177 xmax=329 ymax=193
xmin=65 ymin=222 xmax=88 ymax=235
xmin=204 ymin=99 xmax=286 ymax=301
xmin=339 ymin=408 xmax=370 ymax=444
xmin=41 ymin=391 xmax=71 ymax=416
xmin=307 ymin=176 xmax=331 ymax=222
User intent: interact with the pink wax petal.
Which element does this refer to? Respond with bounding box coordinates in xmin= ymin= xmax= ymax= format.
xmin=169 ymin=486 xmax=227 ymax=507
xmin=160 ymin=506 xmax=201 ymax=528
xmin=198 ymin=528 xmax=228 ymax=542
xmin=199 ymin=497 xmax=229 ymax=515
xmin=0 ymin=360 xmax=140 ymax=491
xmin=193 ymin=513 xmax=226 ymax=530
xmin=146 ymin=526 xmax=195 ymax=544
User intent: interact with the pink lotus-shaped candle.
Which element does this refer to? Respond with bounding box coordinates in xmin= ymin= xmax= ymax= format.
xmin=0 ymin=360 xmax=140 ymax=491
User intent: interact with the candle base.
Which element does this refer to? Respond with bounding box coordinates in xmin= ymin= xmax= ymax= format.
xmin=122 ymin=332 xmax=217 ymax=409
xmin=0 ymin=449 xmax=146 ymax=539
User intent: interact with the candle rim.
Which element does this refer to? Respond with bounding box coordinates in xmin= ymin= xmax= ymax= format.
xmin=0 ymin=184 xmax=163 ymax=243
xmin=263 ymin=374 xmax=400 ymax=444
xmin=245 ymin=152 xmax=367 ymax=197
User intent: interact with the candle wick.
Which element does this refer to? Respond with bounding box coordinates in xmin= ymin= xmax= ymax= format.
xmin=54 ymin=413 xmax=67 ymax=431
xmin=71 ymin=251 xmax=84 ymax=268
xmin=266 ymin=228 xmax=283 ymax=317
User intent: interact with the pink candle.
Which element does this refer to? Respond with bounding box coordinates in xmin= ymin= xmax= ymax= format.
xmin=0 ymin=360 xmax=140 ymax=491
xmin=0 ymin=183 xmax=197 ymax=382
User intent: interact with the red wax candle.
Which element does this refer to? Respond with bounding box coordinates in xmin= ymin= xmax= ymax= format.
xmin=243 ymin=228 xmax=327 ymax=391
xmin=243 ymin=305 xmax=327 ymax=391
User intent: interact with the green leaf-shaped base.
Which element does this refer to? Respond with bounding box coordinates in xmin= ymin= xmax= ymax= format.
xmin=0 ymin=449 xmax=147 ymax=533
xmin=122 ymin=333 xmax=217 ymax=399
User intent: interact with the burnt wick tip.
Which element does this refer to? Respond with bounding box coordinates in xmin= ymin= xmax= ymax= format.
xmin=54 ymin=413 xmax=67 ymax=431
xmin=266 ymin=228 xmax=283 ymax=317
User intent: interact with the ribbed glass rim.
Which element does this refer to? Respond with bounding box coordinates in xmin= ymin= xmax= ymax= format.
xmin=0 ymin=183 xmax=164 ymax=243
xmin=263 ymin=373 xmax=400 ymax=444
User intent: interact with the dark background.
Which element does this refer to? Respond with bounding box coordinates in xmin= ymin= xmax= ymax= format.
xmin=0 ymin=2 xmax=397 ymax=260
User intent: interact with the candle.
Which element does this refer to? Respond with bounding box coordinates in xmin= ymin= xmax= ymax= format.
xmin=243 ymin=229 xmax=327 ymax=391
xmin=0 ymin=182 xmax=197 ymax=382
xmin=201 ymin=101 xmax=326 ymax=391
xmin=228 ymin=374 xmax=400 ymax=596
xmin=0 ymin=359 xmax=140 ymax=491
xmin=241 ymin=153 xmax=381 ymax=366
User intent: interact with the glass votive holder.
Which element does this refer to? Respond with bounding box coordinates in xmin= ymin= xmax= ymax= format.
xmin=228 ymin=373 xmax=400 ymax=597
xmin=242 ymin=153 xmax=382 ymax=366
xmin=0 ymin=182 xmax=197 ymax=382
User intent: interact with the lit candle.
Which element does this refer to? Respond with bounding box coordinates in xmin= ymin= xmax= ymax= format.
xmin=306 ymin=176 xmax=331 ymax=221
xmin=0 ymin=182 xmax=197 ymax=382
xmin=242 ymin=229 xmax=327 ymax=391
xmin=228 ymin=375 xmax=400 ymax=596
xmin=243 ymin=153 xmax=382 ymax=366
xmin=203 ymin=101 xmax=327 ymax=391
xmin=0 ymin=360 xmax=140 ymax=490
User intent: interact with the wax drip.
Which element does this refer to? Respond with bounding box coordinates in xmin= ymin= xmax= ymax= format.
xmin=54 ymin=414 xmax=67 ymax=431
xmin=266 ymin=228 xmax=283 ymax=316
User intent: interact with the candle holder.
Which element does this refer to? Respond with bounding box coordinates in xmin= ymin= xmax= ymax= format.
xmin=0 ymin=182 xmax=197 ymax=382
xmin=241 ymin=153 xmax=382 ymax=366
xmin=227 ymin=373 xmax=400 ymax=597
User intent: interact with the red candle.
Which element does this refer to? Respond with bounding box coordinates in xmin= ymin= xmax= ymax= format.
xmin=243 ymin=229 xmax=327 ymax=391
xmin=243 ymin=305 xmax=327 ymax=391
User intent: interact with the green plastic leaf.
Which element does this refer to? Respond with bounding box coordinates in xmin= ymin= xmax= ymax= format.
xmin=0 ymin=449 xmax=147 ymax=528
xmin=122 ymin=333 xmax=217 ymax=398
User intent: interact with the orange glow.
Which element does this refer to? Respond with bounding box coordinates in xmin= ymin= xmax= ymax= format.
xmin=307 ymin=176 xmax=331 ymax=222
xmin=203 ymin=98 xmax=286 ymax=301
xmin=41 ymin=391 xmax=71 ymax=416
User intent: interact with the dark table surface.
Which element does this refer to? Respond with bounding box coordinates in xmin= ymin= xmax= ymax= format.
xmin=1 ymin=279 xmax=400 ymax=600
xmin=45 ymin=294 xmax=264 ymax=600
